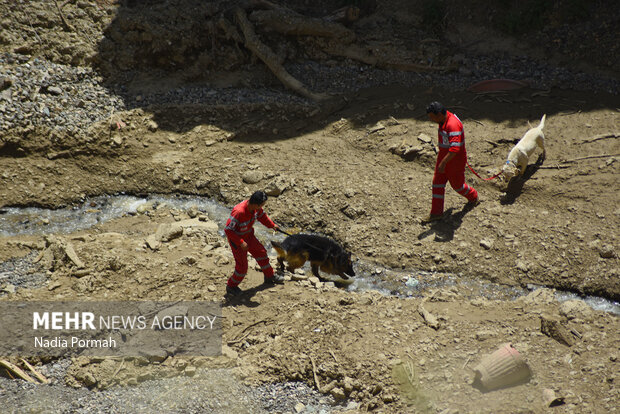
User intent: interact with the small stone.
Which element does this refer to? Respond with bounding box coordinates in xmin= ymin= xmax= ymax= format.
xmin=417 ymin=133 xmax=432 ymax=144
xmin=330 ymin=387 xmax=346 ymax=401
xmin=475 ymin=330 xmax=495 ymax=341
xmin=147 ymin=120 xmax=158 ymax=132
xmin=47 ymin=86 xmax=62 ymax=95
xmin=242 ymin=170 xmax=263 ymax=184
xmin=516 ymin=259 xmax=529 ymax=272
xmin=343 ymin=376 xmax=355 ymax=393
xmin=3 ymin=284 xmax=16 ymax=294
xmin=599 ymin=244 xmax=616 ymax=259
xmin=265 ymin=179 xmax=287 ymax=196
xmin=111 ymin=135 xmax=123 ymax=146
xmin=480 ymin=239 xmax=494 ymax=250
xmin=47 ymin=281 xmax=62 ymax=291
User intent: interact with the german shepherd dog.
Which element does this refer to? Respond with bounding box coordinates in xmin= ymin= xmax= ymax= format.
xmin=271 ymin=234 xmax=355 ymax=281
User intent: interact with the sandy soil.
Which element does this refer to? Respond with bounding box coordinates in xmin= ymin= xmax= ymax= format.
xmin=1 ymin=1 xmax=619 ymax=413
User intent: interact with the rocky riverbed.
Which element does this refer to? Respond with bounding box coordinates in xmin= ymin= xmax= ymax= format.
xmin=1 ymin=1 xmax=619 ymax=413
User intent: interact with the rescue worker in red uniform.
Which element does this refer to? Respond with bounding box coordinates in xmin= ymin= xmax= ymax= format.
xmin=422 ymin=101 xmax=479 ymax=223
xmin=224 ymin=191 xmax=284 ymax=296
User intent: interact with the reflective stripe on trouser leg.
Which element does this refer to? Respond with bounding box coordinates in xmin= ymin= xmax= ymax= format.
xmin=449 ymin=173 xmax=478 ymax=202
xmin=227 ymin=269 xmax=246 ymax=287
xmin=431 ymin=172 xmax=448 ymax=216
xmin=247 ymin=235 xmax=274 ymax=278
xmin=228 ymin=244 xmax=249 ymax=287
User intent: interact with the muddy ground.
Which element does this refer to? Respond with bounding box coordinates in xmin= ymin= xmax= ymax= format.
xmin=1 ymin=0 xmax=619 ymax=413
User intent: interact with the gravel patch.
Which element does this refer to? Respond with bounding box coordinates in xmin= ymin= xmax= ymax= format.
xmin=0 ymin=368 xmax=339 ymax=414
xmin=0 ymin=252 xmax=47 ymax=296
xmin=1 ymin=50 xmax=617 ymax=135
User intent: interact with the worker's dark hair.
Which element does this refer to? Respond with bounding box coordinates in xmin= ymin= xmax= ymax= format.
xmin=426 ymin=101 xmax=446 ymax=115
xmin=249 ymin=191 xmax=268 ymax=205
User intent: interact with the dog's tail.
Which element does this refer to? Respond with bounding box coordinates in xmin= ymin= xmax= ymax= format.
xmin=537 ymin=114 xmax=546 ymax=130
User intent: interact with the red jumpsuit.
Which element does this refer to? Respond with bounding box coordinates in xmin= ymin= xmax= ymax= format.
xmin=224 ymin=200 xmax=275 ymax=288
xmin=431 ymin=111 xmax=478 ymax=215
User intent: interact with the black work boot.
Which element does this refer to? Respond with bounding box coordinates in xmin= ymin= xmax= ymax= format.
xmin=264 ymin=273 xmax=285 ymax=285
xmin=225 ymin=285 xmax=243 ymax=297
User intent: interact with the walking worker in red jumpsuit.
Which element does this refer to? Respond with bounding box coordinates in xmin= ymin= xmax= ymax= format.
xmin=422 ymin=101 xmax=479 ymax=223
xmin=224 ymin=191 xmax=284 ymax=296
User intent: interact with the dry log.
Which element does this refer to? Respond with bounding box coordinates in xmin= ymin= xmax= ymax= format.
xmin=235 ymin=8 xmax=328 ymax=101
xmin=325 ymin=44 xmax=457 ymax=72
xmin=249 ymin=10 xmax=355 ymax=43
xmin=0 ymin=360 xmax=37 ymax=383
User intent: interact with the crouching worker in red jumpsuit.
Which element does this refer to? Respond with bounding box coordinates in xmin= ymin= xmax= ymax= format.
xmin=422 ymin=101 xmax=480 ymax=223
xmin=224 ymin=191 xmax=284 ymax=297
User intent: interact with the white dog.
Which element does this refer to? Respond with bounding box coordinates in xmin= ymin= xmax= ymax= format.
xmin=501 ymin=114 xmax=546 ymax=180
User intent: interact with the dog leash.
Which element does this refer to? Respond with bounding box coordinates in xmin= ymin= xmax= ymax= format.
xmin=466 ymin=161 xmax=502 ymax=181
xmin=274 ymin=227 xmax=293 ymax=237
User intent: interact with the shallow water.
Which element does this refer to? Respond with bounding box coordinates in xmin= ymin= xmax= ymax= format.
xmin=1 ymin=194 xmax=618 ymax=315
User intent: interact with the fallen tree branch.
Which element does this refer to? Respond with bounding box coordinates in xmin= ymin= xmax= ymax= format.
xmin=53 ymin=0 xmax=74 ymax=32
xmin=538 ymin=165 xmax=571 ymax=169
xmin=112 ymin=358 xmax=125 ymax=378
xmin=228 ymin=318 xmax=269 ymax=344
xmin=560 ymin=153 xmax=620 ymax=163
xmin=235 ymin=7 xmax=328 ymax=101
xmin=217 ymin=17 xmax=243 ymax=44
xmin=578 ymin=132 xmax=619 ymax=144
xmin=249 ymin=9 xmax=355 ymax=43
xmin=0 ymin=359 xmax=37 ymax=383
xmin=309 ymin=355 xmax=321 ymax=391
xmin=227 ymin=331 xmax=251 ymax=345
xmin=20 ymin=358 xmax=49 ymax=384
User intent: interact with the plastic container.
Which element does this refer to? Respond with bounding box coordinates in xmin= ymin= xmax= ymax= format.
xmin=473 ymin=343 xmax=531 ymax=391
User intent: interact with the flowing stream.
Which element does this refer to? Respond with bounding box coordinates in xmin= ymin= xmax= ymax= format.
xmin=1 ymin=193 xmax=618 ymax=315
